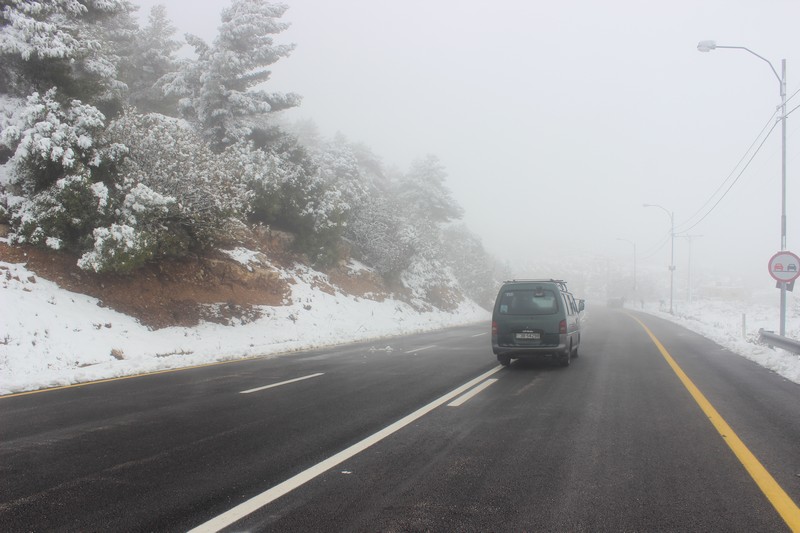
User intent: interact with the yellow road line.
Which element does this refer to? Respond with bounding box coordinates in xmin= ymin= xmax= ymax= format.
xmin=630 ymin=314 xmax=800 ymax=532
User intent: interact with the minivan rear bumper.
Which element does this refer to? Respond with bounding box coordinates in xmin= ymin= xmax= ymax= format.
xmin=492 ymin=341 xmax=567 ymax=358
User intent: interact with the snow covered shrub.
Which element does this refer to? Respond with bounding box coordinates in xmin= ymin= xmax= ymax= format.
xmin=103 ymin=111 xmax=253 ymax=257
xmin=315 ymin=139 xmax=367 ymax=211
xmin=77 ymin=182 xmax=176 ymax=273
xmin=346 ymin=196 xmax=416 ymax=277
xmin=0 ymin=95 xmax=24 ymax=163
xmin=401 ymin=254 xmax=462 ymax=311
xmin=77 ymin=223 xmax=154 ymax=273
xmin=9 ymin=173 xmax=113 ymax=251
xmin=1 ymin=89 xmax=122 ymax=195
xmin=1 ymin=89 xmax=126 ymax=252
xmin=248 ymin=144 xmax=348 ymax=268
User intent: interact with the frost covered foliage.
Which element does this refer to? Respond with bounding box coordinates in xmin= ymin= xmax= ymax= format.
xmin=343 ymin=153 xmax=465 ymax=279
xmin=315 ymin=137 xmax=367 ymax=210
xmin=79 ymin=111 xmax=256 ymax=272
xmin=118 ymin=5 xmax=181 ymax=115
xmin=0 ymin=94 xmax=23 ymax=166
xmin=347 ymin=196 xmax=416 ymax=277
xmin=395 ymin=155 xmax=464 ymax=225
xmin=0 ymin=0 xmax=137 ymax=112
xmin=2 ymin=90 xmax=125 ymax=252
xmin=8 ymin=173 xmax=115 ymax=255
xmin=1 ymin=89 xmax=123 ymax=195
xmin=441 ymin=224 xmax=500 ymax=308
xmin=77 ymin=183 xmax=173 ymax=273
xmin=401 ymin=253 xmax=462 ymax=311
xmin=248 ymin=141 xmax=348 ymax=267
xmin=163 ymin=0 xmax=300 ymax=150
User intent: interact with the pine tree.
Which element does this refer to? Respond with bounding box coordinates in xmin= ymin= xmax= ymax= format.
xmin=0 ymin=0 xmax=138 ymax=114
xmin=163 ymin=0 xmax=300 ymax=150
xmin=395 ymin=155 xmax=464 ymax=225
xmin=119 ymin=4 xmax=181 ymax=115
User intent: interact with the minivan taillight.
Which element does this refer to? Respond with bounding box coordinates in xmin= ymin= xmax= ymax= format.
xmin=559 ymin=319 xmax=567 ymax=334
xmin=491 ymin=321 xmax=498 ymax=336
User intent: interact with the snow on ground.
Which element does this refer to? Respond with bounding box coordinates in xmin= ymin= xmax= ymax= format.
xmin=0 ymin=257 xmax=490 ymax=395
xmin=2 ymin=247 xmax=799 ymax=395
xmin=636 ymin=296 xmax=800 ymax=384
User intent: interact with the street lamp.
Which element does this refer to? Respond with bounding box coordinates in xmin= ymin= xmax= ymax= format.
xmin=643 ymin=203 xmax=675 ymax=314
xmin=616 ymin=238 xmax=637 ymax=292
xmin=697 ymin=40 xmax=789 ymax=335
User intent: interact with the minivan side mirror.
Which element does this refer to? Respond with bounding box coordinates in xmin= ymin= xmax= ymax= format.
xmin=578 ymin=299 xmax=585 ymax=312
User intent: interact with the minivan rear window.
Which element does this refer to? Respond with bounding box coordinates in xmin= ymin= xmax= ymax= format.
xmin=497 ymin=289 xmax=559 ymax=315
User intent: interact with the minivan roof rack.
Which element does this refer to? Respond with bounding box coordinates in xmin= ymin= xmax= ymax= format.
xmin=505 ymin=279 xmax=570 ymax=291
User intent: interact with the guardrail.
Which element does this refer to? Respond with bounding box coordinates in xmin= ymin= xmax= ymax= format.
xmin=758 ymin=329 xmax=800 ymax=354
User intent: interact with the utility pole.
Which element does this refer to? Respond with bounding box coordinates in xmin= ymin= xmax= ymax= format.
xmin=677 ymin=234 xmax=702 ymax=304
xmin=644 ymin=204 xmax=675 ymax=314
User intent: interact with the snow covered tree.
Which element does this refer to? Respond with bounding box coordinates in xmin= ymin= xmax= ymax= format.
xmin=0 ymin=0 xmax=138 ymax=114
xmin=441 ymin=223 xmax=499 ymax=308
xmin=118 ymin=4 xmax=181 ymax=115
xmin=347 ymin=195 xmax=416 ymax=277
xmin=2 ymin=89 xmax=125 ymax=252
xmin=315 ymin=135 xmax=367 ymax=214
xmin=247 ymin=138 xmax=348 ymax=267
xmin=1 ymin=89 xmax=123 ymax=195
xmin=395 ymin=154 xmax=463 ymax=225
xmin=163 ymin=0 xmax=300 ymax=150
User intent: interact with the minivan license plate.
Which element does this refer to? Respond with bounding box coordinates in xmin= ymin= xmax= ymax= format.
xmin=516 ymin=332 xmax=540 ymax=340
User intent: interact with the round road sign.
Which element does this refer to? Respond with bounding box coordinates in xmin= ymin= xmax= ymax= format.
xmin=768 ymin=251 xmax=800 ymax=282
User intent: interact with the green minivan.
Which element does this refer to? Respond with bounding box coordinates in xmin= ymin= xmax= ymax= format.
xmin=491 ymin=279 xmax=584 ymax=367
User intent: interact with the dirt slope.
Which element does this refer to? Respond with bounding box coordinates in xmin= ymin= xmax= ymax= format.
xmin=0 ymin=225 xmax=393 ymax=329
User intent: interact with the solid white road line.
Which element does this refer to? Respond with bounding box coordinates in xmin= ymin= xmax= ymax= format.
xmin=239 ymin=373 xmax=324 ymax=394
xmin=405 ymin=345 xmax=436 ymax=354
xmin=447 ymin=378 xmax=498 ymax=407
xmin=190 ymin=365 xmax=504 ymax=533
xmin=471 ymin=332 xmax=488 ymax=337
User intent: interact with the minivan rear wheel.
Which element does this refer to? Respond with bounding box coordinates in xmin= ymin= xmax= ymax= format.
xmin=560 ymin=346 xmax=572 ymax=367
xmin=498 ymin=355 xmax=511 ymax=366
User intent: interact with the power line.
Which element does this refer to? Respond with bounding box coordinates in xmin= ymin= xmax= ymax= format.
xmin=640 ymin=228 xmax=671 ymax=260
xmin=675 ymin=109 xmax=778 ymax=233
xmin=678 ymin=118 xmax=780 ymax=234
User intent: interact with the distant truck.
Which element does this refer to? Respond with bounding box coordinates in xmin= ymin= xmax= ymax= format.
xmin=607 ymin=297 xmax=625 ymax=309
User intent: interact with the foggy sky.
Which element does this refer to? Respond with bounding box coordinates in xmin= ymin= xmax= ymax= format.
xmin=134 ymin=0 xmax=800 ymax=291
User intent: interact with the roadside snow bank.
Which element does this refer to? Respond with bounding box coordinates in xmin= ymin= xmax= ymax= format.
xmin=0 ymin=260 xmax=489 ymax=395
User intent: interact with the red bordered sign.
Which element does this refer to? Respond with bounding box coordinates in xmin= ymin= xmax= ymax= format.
xmin=768 ymin=251 xmax=800 ymax=282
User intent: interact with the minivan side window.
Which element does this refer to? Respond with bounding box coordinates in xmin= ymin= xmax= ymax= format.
xmin=562 ymin=293 xmax=574 ymax=316
xmin=566 ymin=293 xmax=578 ymax=315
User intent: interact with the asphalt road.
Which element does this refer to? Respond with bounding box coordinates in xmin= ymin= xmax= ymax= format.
xmin=1 ymin=307 xmax=799 ymax=532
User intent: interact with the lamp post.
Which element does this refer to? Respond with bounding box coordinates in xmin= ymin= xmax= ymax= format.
xmin=644 ymin=203 xmax=675 ymax=314
xmin=697 ymin=40 xmax=788 ymax=336
xmin=616 ymin=238 xmax=637 ymax=292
